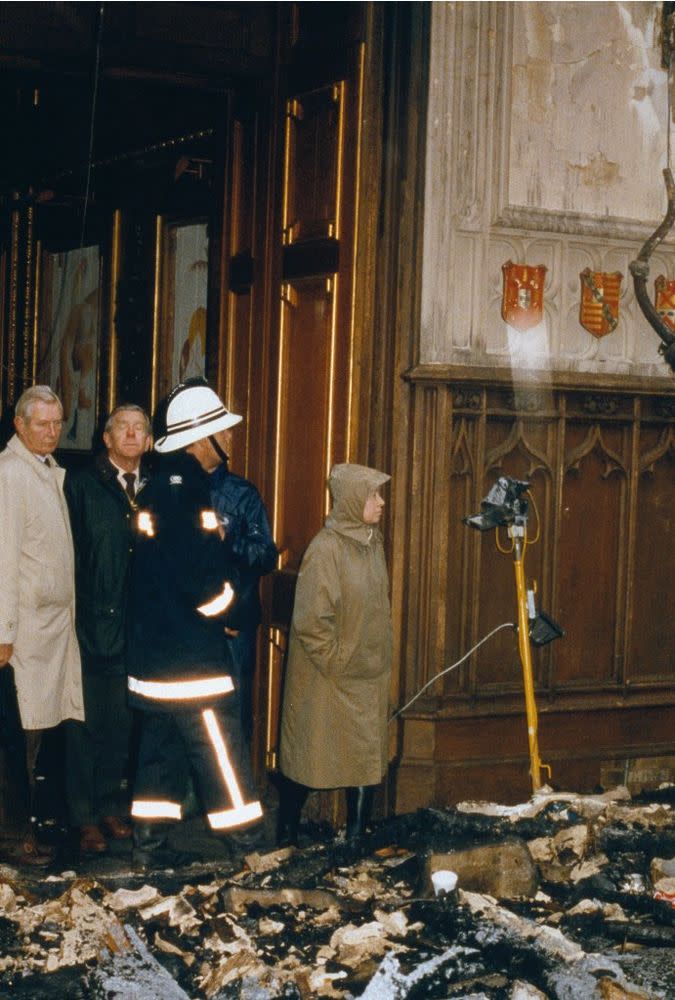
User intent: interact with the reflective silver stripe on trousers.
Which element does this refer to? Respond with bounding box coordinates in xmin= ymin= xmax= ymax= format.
xmin=128 ymin=675 xmax=234 ymax=700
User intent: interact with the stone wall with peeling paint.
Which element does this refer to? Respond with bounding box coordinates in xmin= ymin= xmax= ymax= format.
xmin=420 ymin=1 xmax=675 ymax=378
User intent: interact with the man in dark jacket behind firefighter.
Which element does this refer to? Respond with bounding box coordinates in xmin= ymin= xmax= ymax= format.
xmin=127 ymin=382 xmax=263 ymax=867
xmin=65 ymin=403 xmax=151 ymax=855
xmin=181 ymin=380 xmax=277 ymax=755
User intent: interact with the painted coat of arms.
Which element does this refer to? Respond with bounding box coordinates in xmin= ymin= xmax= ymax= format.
xmin=654 ymin=275 xmax=675 ymax=333
xmin=501 ymin=261 xmax=547 ymax=330
xmin=579 ymin=269 xmax=622 ymax=338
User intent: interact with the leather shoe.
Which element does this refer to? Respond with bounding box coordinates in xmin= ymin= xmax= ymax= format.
xmin=79 ymin=824 xmax=107 ymax=853
xmin=100 ymin=816 xmax=133 ymax=840
xmin=1 ymin=836 xmax=54 ymax=867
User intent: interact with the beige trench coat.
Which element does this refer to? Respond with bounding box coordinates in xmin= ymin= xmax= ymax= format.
xmin=0 ymin=435 xmax=83 ymax=729
xmin=279 ymin=464 xmax=392 ymax=789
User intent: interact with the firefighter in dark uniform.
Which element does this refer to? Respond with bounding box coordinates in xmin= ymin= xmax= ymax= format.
xmin=128 ymin=383 xmax=263 ymax=867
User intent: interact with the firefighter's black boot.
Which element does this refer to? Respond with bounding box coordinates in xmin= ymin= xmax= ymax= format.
xmin=275 ymin=775 xmax=309 ymax=847
xmin=132 ymin=822 xmax=190 ymax=869
xmin=345 ymin=785 xmax=375 ymax=840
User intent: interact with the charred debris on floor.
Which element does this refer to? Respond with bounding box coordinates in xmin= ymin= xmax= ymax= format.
xmin=0 ymin=784 xmax=673 ymax=1000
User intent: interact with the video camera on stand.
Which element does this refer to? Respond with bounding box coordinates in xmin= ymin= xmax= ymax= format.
xmin=464 ymin=476 xmax=564 ymax=646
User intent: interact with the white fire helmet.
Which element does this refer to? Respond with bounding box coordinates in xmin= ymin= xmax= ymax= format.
xmin=154 ymin=382 xmax=242 ymax=453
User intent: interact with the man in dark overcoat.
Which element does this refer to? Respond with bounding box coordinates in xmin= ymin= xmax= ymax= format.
xmin=64 ymin=403 xmax=151 ymax=854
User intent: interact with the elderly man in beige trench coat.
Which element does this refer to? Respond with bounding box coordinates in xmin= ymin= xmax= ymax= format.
xmin=0 ymin=385 xmax=84 ymax=864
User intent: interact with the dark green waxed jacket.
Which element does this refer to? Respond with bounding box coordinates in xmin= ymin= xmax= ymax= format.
xmin=65 ymin=452 xmax=148 ymax=666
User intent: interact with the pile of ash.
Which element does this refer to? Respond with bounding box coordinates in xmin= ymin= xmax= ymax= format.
xmin=0 ymin=784 xmax=673 ymax=1000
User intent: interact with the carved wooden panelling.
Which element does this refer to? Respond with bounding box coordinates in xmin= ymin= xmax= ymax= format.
xmin=406 ymin=374 xmax=674 ymax=711
xmin=558 ymin=422 xmax=629 ymax=687
xmin=397 ymin=370 xmax=674 ymax=807
xmin=629 ymin=424 xmax=675 ymax=682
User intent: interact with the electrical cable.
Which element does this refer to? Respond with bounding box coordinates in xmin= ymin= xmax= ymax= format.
xmin=79 ymin=3 xmax=105 ymax=249
xmin=390 ymin=621 xmax=515 ymax=721
xmin=527 ymin=489 xmax=540 ymax=544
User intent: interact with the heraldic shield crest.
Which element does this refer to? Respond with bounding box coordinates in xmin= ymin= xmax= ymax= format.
xmin=579 ymin=269 xmax=622 ymax=338
xmin=501 ymin=261 xmax=547 ymax=331
xmin=654 ymin=275 xmax=675 ymax=334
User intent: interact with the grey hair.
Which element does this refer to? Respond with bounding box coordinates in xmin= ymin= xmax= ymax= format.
xmin=15 ymin=385 xmax=63 ymax=421
xmin=104 ymin=403 xmax=151 ymax=435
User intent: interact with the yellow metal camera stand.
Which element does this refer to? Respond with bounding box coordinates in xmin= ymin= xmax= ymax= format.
xmin=506 ymin=521 xmax=552 ymax=794
xmin=465 ymin=477 xmax=560 ymax=795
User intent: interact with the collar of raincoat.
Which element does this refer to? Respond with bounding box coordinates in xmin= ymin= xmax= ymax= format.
xmin=324 ymin=463 xmax=390 ymax=545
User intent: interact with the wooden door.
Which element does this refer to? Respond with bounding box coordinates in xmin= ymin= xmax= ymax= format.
xmin=265 ymin=65 xmax=364 ymax=775
xmin=219 ymin=6 xmax=384 ymax=786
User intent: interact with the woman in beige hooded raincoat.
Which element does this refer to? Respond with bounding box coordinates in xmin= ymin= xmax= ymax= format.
xmin=278 ymin=463 xmax=392 ymax=844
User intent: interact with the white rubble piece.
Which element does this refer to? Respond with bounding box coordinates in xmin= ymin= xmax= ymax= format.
xmin=510 ymin=981 xmax=548 ymax=999
xmin=313 ymin=905 xmax=342 ymax=926
xmin=456 ymin=785 xmax=631 ymax=821
xmin=197 ymin=946 xmax=271 ymax=997
xmin=360 ymin=945 xmax=482 ymax=1000
xmin=0 ymin=881 xmax=18 ymax=913
xmin=139 ymin=892 xmax=201 ymax=934
xmin=620 ymin=874 xmax=648 ymax=894
xmin=567 ymin=899 xmax=628 ymax=922
xmin=104 ymin=884 xmax=162 ymax=911
xmin=527 ymin=837 xmax=555 ymax=864
xmin=650 ymin=856 xmax=675 ymax=882
xmin=154 ymin=932 xmax=195 ymax=963
xmin=257 ymin=915 xmax=285 ymax=935
xmin=91 ymin=923 xmax=192 ymax=1000
xmin=552 ymin=824 xmax=589 ymax=863
xmin=461 ymin=890 xmax=586 ymax=963
xmin=244 ymin=846 xmax=295 ymax=874
xmin=653 ymin=876 xmax=675 ymax=895
xmin=570 ymin=854 xmax=609 ymax=883
xmin=329 ymin=862 xmax=393 ymax=902
xmin=307 ymin=966 xmax=348 ymax=996
xmin=372 ymin=907 xmax=410 ymax=937
xmin=328 ymin=920 xmax=393 ymax=967
xmin=600 ymin=801 xmax=673 ymax=829
xmin=9 ymin=883 xmax=130 ymax=975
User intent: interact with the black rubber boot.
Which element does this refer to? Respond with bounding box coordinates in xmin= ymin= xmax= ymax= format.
xmin=275 ymin=776 xmax=309 ymax=847
xmin=345 ymin=785 xmax=375 ymax=840
xmin=132 ymin=822 xmax=190 ymax=869
xmin=221 ymin=818 xmax=271 ymax=858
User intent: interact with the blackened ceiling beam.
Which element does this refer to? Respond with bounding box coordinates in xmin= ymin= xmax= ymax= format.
xmin=0 ymin=1 xmax=274 ymax=89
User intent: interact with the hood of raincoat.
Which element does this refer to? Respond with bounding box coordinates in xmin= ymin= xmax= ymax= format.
xmin=324 ymin=463 xmax=390 ymax=544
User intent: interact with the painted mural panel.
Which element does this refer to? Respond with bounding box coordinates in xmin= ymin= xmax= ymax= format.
xmin=37 ymin=245 xmax=100 ymax=451
xmin=509 ymin=2 xmax=667 ymax=222
xmin=170 ymin=221 xmax=208 ymax=387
